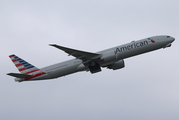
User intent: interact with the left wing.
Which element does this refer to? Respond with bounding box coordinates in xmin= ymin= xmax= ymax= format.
xmin=49 ymin=44 xmax=102 ymax=62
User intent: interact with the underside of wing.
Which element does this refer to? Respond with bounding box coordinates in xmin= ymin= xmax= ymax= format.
xmin=49 ymin=44 xmax=102 ymax=62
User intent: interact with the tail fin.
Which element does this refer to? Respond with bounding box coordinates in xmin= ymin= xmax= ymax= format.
xmin=9 ymin=54 xmax=40 ymax=75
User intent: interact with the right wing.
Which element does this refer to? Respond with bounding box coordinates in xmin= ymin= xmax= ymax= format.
xmin=49 ymin=44 xmax=102 ymax=62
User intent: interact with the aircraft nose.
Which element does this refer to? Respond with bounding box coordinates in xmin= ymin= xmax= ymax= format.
xmin=167 ymin=36 xmax=175 ymax=43
xmin=171 ymin=37 xmax=175 ymax=42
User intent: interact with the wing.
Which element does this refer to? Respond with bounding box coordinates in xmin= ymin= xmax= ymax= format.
xmin=49 ymin=44 xmax=102 ymax=62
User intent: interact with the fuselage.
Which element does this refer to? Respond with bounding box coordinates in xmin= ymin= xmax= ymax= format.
xmin=15 ymin=35 xmax=175 ymax=82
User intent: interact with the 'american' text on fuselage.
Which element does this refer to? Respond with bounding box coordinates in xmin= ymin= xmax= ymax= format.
xmin=115 ymin=40 xmax=148 ymax=54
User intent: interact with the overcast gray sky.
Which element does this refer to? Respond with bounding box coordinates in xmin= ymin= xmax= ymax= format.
xmin=1 ymin=0 xmax=179 ymax=120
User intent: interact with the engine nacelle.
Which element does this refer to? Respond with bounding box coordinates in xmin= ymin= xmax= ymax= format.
xmin=107 ymin=60 xmax=125 ymax=70
xmin=101 ymin=51 xmax=117 ymax=64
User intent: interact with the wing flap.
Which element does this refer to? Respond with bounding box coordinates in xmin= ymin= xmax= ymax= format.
xmin=7 ymin=73 xmax=32 ymax=78
xmin=49 ymin=44 xmax=102 ymax=62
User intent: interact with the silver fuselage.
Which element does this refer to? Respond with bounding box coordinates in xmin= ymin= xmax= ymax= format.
xmin=15 ymin=35 xmax=175 ymax=81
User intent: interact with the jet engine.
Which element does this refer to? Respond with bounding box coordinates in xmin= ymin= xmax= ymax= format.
xmin=107 ymin=60 xmax=125 ymax=70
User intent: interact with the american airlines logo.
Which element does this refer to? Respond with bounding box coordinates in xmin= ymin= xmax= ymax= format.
xmin=115 ymin=40 xmax=149 ymax=54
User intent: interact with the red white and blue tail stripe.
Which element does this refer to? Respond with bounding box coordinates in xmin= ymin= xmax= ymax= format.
xmin=9 ymin=54 xmax=40 ymax=75
xmin=9 ymin=54 xmax=46 ymax=81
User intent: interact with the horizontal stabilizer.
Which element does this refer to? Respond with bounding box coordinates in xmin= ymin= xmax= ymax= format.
xmin=7 ymin=73 xmax=32 ymax=78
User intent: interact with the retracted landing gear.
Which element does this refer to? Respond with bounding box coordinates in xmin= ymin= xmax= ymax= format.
xmin=88 ymin=62 xmax=101 ymax=74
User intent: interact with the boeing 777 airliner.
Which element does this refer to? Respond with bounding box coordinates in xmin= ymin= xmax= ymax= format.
xmin=7 ymin=35 xmax=175 ymax=82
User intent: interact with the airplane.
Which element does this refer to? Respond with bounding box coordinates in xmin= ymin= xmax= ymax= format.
xmin=7 ymin=35 xmax=175 ymax=82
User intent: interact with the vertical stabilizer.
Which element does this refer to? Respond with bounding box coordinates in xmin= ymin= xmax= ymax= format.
xmin=9 ymin=54 xmax=40 ymax=75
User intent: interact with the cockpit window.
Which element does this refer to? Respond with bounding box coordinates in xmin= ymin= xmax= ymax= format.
xmin=167 ymin=36 xmax=170 ymax=38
